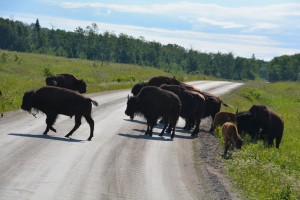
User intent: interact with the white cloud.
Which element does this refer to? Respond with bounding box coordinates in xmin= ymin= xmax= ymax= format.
xmin=6 ymin=12 xmax=299 ymax=61
xmin=197 ymin=17 xmax=245 ymax=29
xmin=60 ymin=1 xmax=300 ymax=32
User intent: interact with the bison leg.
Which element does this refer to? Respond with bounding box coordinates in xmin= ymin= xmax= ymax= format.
xmin=224 ymin=143 xmax=229 ymax=156
xmin=43 ymin=114 xmax=58 ymax=135
xmin=170 ymin=124 xmax=176 ymax=140
xmin=85 ymin=115 xmax=94 ymax=141
xmin=159 ymin=122 xmax=168 ymax=137
xmin=65 ymin=115 xmax=82 ymax=138
xmin=191 ymin=119 xmax=201 ymax=136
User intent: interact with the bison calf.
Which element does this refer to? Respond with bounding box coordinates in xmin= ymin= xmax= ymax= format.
xmin=212 ymin=111 xmax=236 ymax=132
xmin=46 ymin=73 xmax=87 ymax=93
xmin=222 ymin=122 xmax=243 ymax=156
xmin=21 ymin=86 xmax=98 ymax=140
xmin=125 ymin=86 xmax=181 ymax=139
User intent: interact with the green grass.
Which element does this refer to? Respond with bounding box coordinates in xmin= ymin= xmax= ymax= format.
xmin=0 ymin=50 xmax=211 ymax=112
xmin=219 ymin=81 xmax=300 ymax=199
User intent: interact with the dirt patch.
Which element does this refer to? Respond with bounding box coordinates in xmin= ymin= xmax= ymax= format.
xmin=193 ymin=118 xmax=241 ymax=200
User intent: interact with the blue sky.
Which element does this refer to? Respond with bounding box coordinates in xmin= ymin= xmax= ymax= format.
xmin=1 ymin=0 xmax=300 ymax=60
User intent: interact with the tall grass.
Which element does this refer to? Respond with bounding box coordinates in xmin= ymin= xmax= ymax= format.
xmin=220 ymin=81 xmax=300 ymax=199
xmin=0 ymin=50 xmax=210 ymax=112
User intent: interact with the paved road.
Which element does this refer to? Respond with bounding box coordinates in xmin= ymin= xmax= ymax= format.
xmin=0 ymin=81 xmax=243 ymax=200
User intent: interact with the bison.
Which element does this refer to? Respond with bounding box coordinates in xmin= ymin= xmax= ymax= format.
xmin=236 ymin=111 xmax=261 ymax=140
xmin=46 ymin=73 xmax=87 ymax=93
xmin=21 ymin=86 xmax=98 ymax=141
xmin=211 ymin=111 xmax=236 ymax=132
xmin=222 ymin=122 xmax=243 ymax=156
xmin=160 ymin=84 xmax=205 ymax=136
xmin=249 ymin=105 xmax=284 ymax=148
xmin=131 ymin=76 xmax=230 ymax=131
xmin=131 ymin=76 xmax=195 ymax=96
xmin=125 ymin=86 xmax=181 ymax=139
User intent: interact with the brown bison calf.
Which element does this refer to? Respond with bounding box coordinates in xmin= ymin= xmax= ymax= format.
xmin=46 ymin=73 xmax=87 ymax=93
xmin=212 ymin=111 xmax=236 ymax=132
xmin=125 ymin=86 xmax=181 ymax=139
xmin=21 ymin=86 xmax=98 ymax=141
xmin=222 ymin=122 xmax=243 ymax=156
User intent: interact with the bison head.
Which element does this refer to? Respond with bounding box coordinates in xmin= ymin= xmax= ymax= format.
xmin=76 ymin=79 xmax=87 ymax=93
xmin=125 ymin=96 xmax=139 ymax=119
xmin=21 ymin=90 xmax=36 ymax=112
xmin=236 ymin=138 xmax=243 ymax=150
xmin=249 ymin=104 xmax=268 ymax=121
xmin=131 ymin=82 xmax=147 ymax=96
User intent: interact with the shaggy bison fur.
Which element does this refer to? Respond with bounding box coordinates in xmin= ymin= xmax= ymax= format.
xmin=249 ymin=105 xmax=284 ymax=148
xmin=125 ymin=86 xmax=181 ymax=139
xmin=46 ymin=73 xmax=87 ymax=93
xmin=21 ymin=86 xmax=98 ymax=140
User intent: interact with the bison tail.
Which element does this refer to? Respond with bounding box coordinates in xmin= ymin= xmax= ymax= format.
xmin=90 ymin=99 xmax=98 ymax=106
xmin=221 ymin=101 xmax=233 ymax=108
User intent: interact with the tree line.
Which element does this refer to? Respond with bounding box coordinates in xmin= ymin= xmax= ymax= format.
xmin=0 ymin=17 xmax=299 ymax=82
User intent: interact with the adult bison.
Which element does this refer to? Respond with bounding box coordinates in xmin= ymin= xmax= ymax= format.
xmin=46 ymin=73 xmax=87 ymax=93
xmin=131 ymin=76 xmax=195 ymax=96
xmin=125 ymin=86 xmax=181 ymax=139
xmin=131 ymin=76 xmax=230 ymax=131
xmin=21 ymin=86 xmax=98 ymax=141
xmin=160 ymin=84 xmax=205 ymax=136
xmin=249 ymin=105 xmax=284 ymax=148
xmin=236 ymin=111 xmax=261 ymax=140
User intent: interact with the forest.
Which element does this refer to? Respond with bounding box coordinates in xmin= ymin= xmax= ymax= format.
xmin=0 ymin=17 xmax=299 ymax=82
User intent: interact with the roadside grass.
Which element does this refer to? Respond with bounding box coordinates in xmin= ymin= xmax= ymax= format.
xmin=218 ymin=81 xmax=300 ymax=199
xmin=0 ymin=50 xmax=210 ymax=112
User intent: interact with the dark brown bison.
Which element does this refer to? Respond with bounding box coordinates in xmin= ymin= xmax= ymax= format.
xmin=236 ymin=111 xmax=261 ymax=140
xmin=249 ymin=105 xmax=284 ymax=148
xmin=211 ymin=111 xmax=236 ymax=132
xmin=131 ymin=76 xmax=194 ymax=96
xmin=222 ymin=122 xmax=243 ymax=156
xmin=46 ymin=73 xmax=87 ymax=93
xmin=21 ymin=86 xmax=98 ymax=141
xmin=125 ymin=86 xmax=181 ymax=139
xmin=160 ymin=84 xmax=205 ymax=136
xmin=131 ymin=76 xmax=230 ymax=131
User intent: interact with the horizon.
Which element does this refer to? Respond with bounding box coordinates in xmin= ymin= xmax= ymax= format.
xmin=1 ymin=0 xmax=300 ymax=61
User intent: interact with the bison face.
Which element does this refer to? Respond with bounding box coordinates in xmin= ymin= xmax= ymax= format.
xmin=125 ymin=97 xmax=139 ymax=118
xmin=21 ymin=91 xmax=35 ymax=112
xmin=76 ymin=80 xmax=87 ymax=93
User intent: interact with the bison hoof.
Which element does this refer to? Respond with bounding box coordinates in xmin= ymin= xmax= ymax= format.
xmin=65 ymin=134 xmax=70 ymax=138
xmin=87 ymin=137 xmax=92 ymax=141
xmin=171 ymin=135 xmax=175 ymax=140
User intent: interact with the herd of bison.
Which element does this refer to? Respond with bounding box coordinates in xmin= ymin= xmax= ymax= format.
xmin=20 ymin=74 xmax=284 ymax=155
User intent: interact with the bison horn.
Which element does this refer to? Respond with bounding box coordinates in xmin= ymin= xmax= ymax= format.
xmin=236 ymin=108 xmax=239 ymax=115
xmin=127 ymin=94 xmax=130 ymax=100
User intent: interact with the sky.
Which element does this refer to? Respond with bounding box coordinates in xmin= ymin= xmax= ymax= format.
xmin=1 ymin=0 xmax=300 ymax=61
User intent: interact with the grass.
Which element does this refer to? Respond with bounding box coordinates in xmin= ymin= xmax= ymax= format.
xmin=218 ymin=80 xmax=300 ymax=199
xmin=0 ymin=50 xmax=211 ymax=112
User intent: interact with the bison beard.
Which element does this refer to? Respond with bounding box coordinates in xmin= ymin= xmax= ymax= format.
xmin=125 ymin=86 xmax=181 ymax=139
xmin=21 ymin=86 xmax=98 ymax=141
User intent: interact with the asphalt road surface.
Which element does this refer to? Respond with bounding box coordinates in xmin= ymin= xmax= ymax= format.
xmin=0 ymin=80 xmax=243 ymax=200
